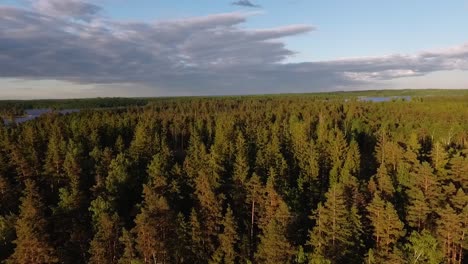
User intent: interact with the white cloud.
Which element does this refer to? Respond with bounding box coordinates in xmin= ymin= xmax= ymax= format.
xmin=32 ymin=0 xmax=101 ymax=21
xmin=0 ymin=1 xmax=467 ymax=97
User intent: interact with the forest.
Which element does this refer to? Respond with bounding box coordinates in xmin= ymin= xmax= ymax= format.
xmin=0 ymin=94 xmax=467 ymax=263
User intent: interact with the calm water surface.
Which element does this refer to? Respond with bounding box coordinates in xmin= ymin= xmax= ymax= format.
xmin=359 ymin=96 xmax=411 ymax=102
xmin=3 ymin=109 xmax=79 ymax=124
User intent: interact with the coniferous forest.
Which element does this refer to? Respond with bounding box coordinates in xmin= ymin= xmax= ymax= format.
xmin=0 ymin=95 xmax=467 ymax=264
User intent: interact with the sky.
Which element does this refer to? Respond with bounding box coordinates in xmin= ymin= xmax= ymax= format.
xmin=1 ymin=0 xmax=468 ymax=99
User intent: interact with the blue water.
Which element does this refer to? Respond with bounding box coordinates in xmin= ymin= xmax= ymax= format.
xmin=3 ymin=109 xmax=79 ymax=124
xmin=359 ymin=96 xmax=411 ymax=102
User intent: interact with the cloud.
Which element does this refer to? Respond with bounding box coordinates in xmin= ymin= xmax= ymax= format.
xmin=232 ymin=0 xmax=261 ymax=8
xmin=0 ymin=1 xmax=468 ymax=96
xmin=32 ymin=0 xmax=101 ymax=21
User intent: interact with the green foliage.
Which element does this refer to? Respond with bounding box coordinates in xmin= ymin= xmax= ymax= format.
xmin=7 ymin=180 xmax=58 ymax=263
xmin=210 ymin=206 xmax=239 ymax=264
xmin=118 ymin=229 xmax=139 ymax=264
xmin=105 ymin=153 xmax=131 ymax=196
xmin=255 ymin=202 xmax=294 ymax=263
xmin=0 ymin=214 xmax=16 ymax=260
xmin=308 ymin=183 xmax=363 ymax=263
xmin=88 ymin=212 xmax=122 ymax=264
xmin=295 ymin=245 xmax=307 ymax=264
xmin=405 ymin=230 xmax=443 ymax=264
xmin=0 ymin=94 xmax=467 ymax=263
xmin=131 ymin=153 xmax=172 ymax=263
xmin=367 ymin=193 xmax=405 ymax=252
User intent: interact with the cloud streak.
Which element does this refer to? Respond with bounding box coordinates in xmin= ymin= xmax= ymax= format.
xmin=0 ymin=1 xmax=468 ymax=96
xmin=232 ymin=0 xmax=261 ymax=8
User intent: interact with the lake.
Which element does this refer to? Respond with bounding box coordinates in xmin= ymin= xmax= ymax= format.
xmin=359 ymin=96 xmax=412 ymax=102
xmin=2 ymin=109 xmax=80 ymax=124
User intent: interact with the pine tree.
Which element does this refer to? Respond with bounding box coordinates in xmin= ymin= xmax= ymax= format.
xmin=231 ymin=132 xmax=250 ymax=227
xmin=188 ymin=209 xmax=208 ymax=263
xmin=407 ymin=133 xmax=421 ymax=158
xmin=184 ymin=129 xmax=208 ymax=182
xmin=375 ymin=129 xmax=388 ymax=166
xmin=385 ymin=141 xmax=404 ymax=173
xmin=172 ymin=213 xmax=191 ymax=263
xmin=405 ymin=230 xmax=443 ymax=264
xmin=448 ymin=155 xmax=468 ymax=190
xmin=296 ymin=140 xmax=320 ymax=210
xmin=88 ymin=212 xmax=122 ymax=264
xmin=53 ymin=141 xmax=89 ymax=263
xmin=309 ymin=203 xmax=327 ymax=258
xmin=372 ymin=164 xmax=395 ymax=200
xmin=430 ymin=141 xmax=448 ymax=175
xmin=412 ymin=162 xmax=440 ymax=206
xmin=194 ymin=167 xmax=222 ymax=254
xmin=105 ymin=153 xmax=131 ymax=197
xmin=233 ymin=132 xmax=250 ymax=185
xmin=327 ymin=129 xmax=348 ymax=184
xmin=436 ymin=205 xmax=465 ymax=263
xmin=406 ymin=188 xmax=431 ymax=231
xmin=129 ymin=120 xmax=155 ymax=165
xmin=210 ymin=206 xmax=239 ymax=264
xmin=255 ymin=202 xmax=293 ymax=264
xmin=295 ymin=245 xmax=307 ymax=264
xmin=115 ymin=135 xmax=126 ymax=154
xmin=105 ymin=153 xmax=135 ymax=220
xmin=245 ymin=173 xmax=263 ymax=255
xmin=58 ymin=141 xmax=84 ymax=212
xmin=258 ymin=169 xmax=282 ymax=230
xmin=9 ymin=140 xmax=37 ymax=180
xmin=308 ymin=183 xmax=361 ymax=262
xmin=133 ymin=204 xmax=170 ymax=264
xmin=43 ymin=128 xmax=67 ymax=186
xmin=8 ymin=180 xmax=58 ymax=264
xmin=0 ymin=173 xmax=16 ymax=213
xmin=308 ymin=253 xmax=332 ymax=264
xmin=89 ymin=146 xmax=113 ymax=193
xmin=118 ymin=229 xmax=138 ymax=264
xmin=289 ymin=117 xmax=318 ymax=188
xmin=341 ymin=140 xmax=361 ymax=182
xmin=132 ymin=154 xmax=172 ymax=264
xmin=450 ymin=188 xmax=466 ymax=212
xmin=367 ymin=193 xmax=405 ymax=254
xmin=0 ymin=214 xmax=16 ymax=261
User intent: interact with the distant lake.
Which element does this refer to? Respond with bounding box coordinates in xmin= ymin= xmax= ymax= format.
xmin=2 ymin=109 xmax=80 ymax=124
xmin=359 ymin=96 xmax=411 ymax=102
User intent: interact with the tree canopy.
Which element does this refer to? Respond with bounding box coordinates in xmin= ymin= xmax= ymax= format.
xmin=0 ymin=94 xmax=466 ymax=263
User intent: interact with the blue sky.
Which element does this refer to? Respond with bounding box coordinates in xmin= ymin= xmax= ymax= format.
xmin=1 ymin=0 xmax=468 ymax=98
xmin=104 ymin=0 xmax=468 ymax=60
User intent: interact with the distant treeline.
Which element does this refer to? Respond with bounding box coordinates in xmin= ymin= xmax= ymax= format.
xmin=1 ymin=88 xmax=467 ymax=112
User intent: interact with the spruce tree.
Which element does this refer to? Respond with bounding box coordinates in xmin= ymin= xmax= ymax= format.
xmin=8 ymin=180 xmax=58 ymax=264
